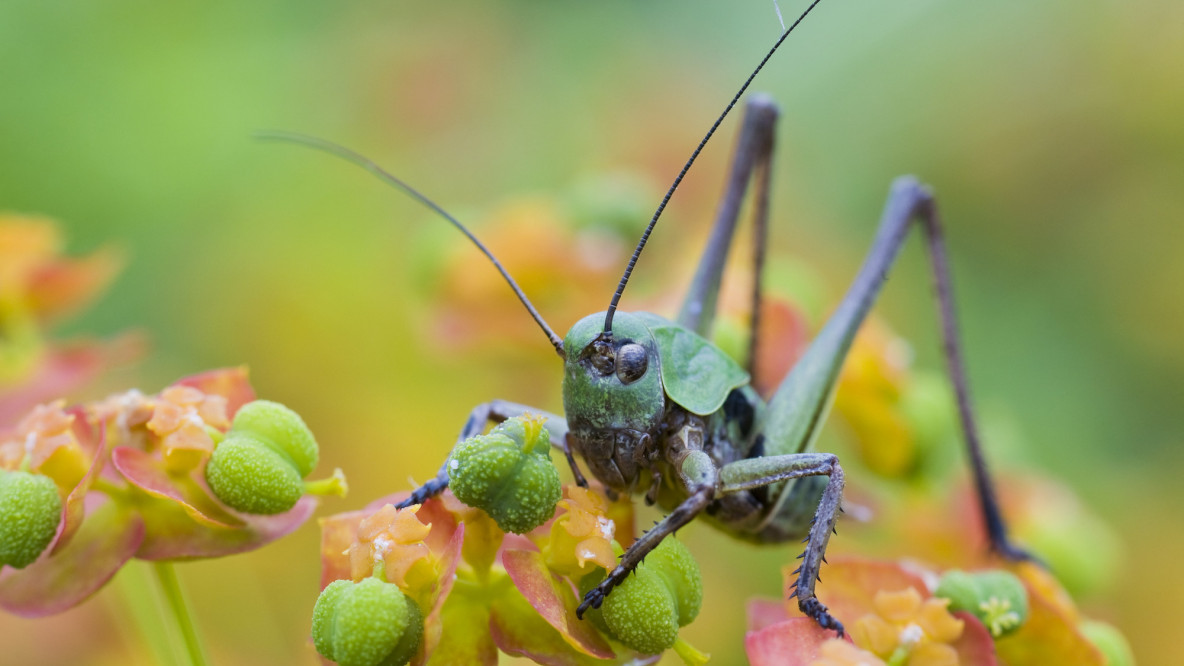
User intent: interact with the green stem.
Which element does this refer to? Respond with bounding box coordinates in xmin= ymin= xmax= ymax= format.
xmin=113 ymin=564 xmax=176 ymax=665
xmin=153 ymin=562 xmax=209 ymax=666
xmin=672 ymin=636 xmax=710 ymax=666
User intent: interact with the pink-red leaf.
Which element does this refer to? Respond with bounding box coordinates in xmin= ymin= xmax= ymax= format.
xmin=502 ymin=549 xmax=615 ymax=659
xmin=953 ymin=611 xmax=1000 ymax=666
xmin=111 ymin=446 xmax=241 ymax=528
xmin=745 ymin=618 xmax=837 ymax=666
xmin=0 ymin=497 xmax=144 ymax=617
xmin=174 ymin=367 xmax=255 ymax=417
xmin=50 ymin=415 xmax=110 ymax=554
xmin=320 ymin=509 xmax=367 ymax=588
xmin=748 ymin=598 xmax=791 ymax=633
xmin=133 ymin=495 xmax=316 ymax=560
xmin=490 ymin=583 xmax=613 ymax=666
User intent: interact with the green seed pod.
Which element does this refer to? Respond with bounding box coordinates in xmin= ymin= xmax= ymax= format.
xmin=600 ymin=538 xmax=702 ymax=655
xmin=935 ymin=569 xmax=1029 ymax=638
xmin=230 ymin=400 xmax=319 ymax=476
xmin=0 ymin=470 xmax=63 ymax=569
xmin=206 ymin=433 xmax=304 ymax=514
xmin=447 ymin=416 xmax=561 ymax=534
xmin=312 ymin=578 xmax=423 ymax=666
xmin=1079 ymin=620 xmax=1135 ymax=666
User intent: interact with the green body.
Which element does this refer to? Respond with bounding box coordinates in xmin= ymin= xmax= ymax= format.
xmin=561 ymin=310 xmax=830 ymax=543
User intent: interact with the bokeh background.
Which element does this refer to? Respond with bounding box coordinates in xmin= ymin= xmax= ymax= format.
xmin=1 ymin=0 xmax=1180 ymax=663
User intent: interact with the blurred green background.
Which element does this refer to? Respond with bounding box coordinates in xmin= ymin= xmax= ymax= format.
xmin=1 ymin=0 xmax=1179 ymax=663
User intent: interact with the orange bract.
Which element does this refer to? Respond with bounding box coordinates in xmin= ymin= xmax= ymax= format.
xmin=147 ymin=386 xmax=230 ymax=472
xmin=542 ymin=485 xmax=617 ymax=577
xmin=849 ymin=587 xmax=963 ymax=664
xmin=0 ymin=401 xmax=86 ymax=489
xmin=348 ymin=503 xmax=434 ymax=592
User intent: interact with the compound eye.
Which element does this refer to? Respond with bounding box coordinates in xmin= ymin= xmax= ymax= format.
xmin=589 ymin=340 xmax=616 ymax=376
xmin=615 ymin=343 xmax=649 ymax=384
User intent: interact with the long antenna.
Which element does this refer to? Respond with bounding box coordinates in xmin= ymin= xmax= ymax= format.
xmin=603 ymin=0 xmax=827 ymax=335
xmin=256 ymin=131 xmax=566 ymax=358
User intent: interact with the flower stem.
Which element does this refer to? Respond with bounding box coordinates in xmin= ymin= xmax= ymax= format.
xmin=153 ymin=561 xmax=209 ymax=666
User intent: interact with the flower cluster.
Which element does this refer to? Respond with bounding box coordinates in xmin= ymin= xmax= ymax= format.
xmin=318 ymin=415 xmax=709 ymax=666
xmin=0 ymin=367 xmax=344 ymax=617
xmin=745 ymin=557 xmax=1131 ymax=666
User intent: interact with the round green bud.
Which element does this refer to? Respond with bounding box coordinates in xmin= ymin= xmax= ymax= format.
xmin=935 ymin=569 xmax=1029 ymax=638
xmin=231 ymin=400 xmax=319 ymax=477
xmin=0 ymin=470 xmax=63 ymax=569
xmin=447 ymin=416 xmax=561 ymax=534
xmin=601 ymin=538 xmax=702 ymax=655
xmin=312 ymin=578 xmax=423 ymax=666
xmin=206 ymin=433 xmax=304 ymax=514
xmin=1079 ymin=620 xmax=1135 ymax=666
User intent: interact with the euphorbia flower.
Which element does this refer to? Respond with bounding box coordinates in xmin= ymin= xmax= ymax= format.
xmin=745 ymin=554 xmax=1132 ymax=666
xmin=319 ymin=478 xmax=689 ymax=665
xmin=746 ymin=558 xmax=996 ymax=666
xmin=539 ymin=485 xmax=617 ymax=578
xmin=846 ymin=587 xmax=964 ymax=665
xmin=146 ymin=385 xmax=229 ymax=473
xmin=320 ymin=492 xmax=465 ymax=664
xmin=0 ymin=401 xmax=88 ymax=489
xmin=0 ymin=368 xmax=332 ymax=617
xmin=348 ymin=503 xmax=434 ymax=595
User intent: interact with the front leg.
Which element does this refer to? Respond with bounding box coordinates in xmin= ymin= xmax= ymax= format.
xmin=719 ymin=452 xmax=847 ymax=636
xmin=577 ymin=450 xmax=719 ymax=618
xmin=395 ymin=400 xmax=574 ymax=509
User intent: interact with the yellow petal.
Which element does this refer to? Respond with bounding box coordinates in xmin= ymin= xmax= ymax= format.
xmin=357 ymin=504 xmax=400 ymax=541
xmin=386 ymin=506 xmax=432 ymax=545
xmin=347 ymin=541 xmax=372 ymax=581
xmin=917 ymin=598 xmax=964 ymax=644
xmin=874 ymin=587 xmax=924 ymax=623
xmin=382 ymin=542 xmax=432 ymax=588
xmin=907 ymin=642 xmax=959 ymax=666
xmin=197 ymin=394 xmax=230 ymax=429
xmin=575 ymin=536 xmax=616 ymax=569
xmin=853 ymin=615 xmax=902 ymax=658
xmin=147 ymin=400 xmax=186 ymax=435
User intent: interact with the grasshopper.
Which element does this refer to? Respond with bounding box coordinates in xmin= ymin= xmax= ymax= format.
xmin=262 ymin=0 xmax=1030 ymax=636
